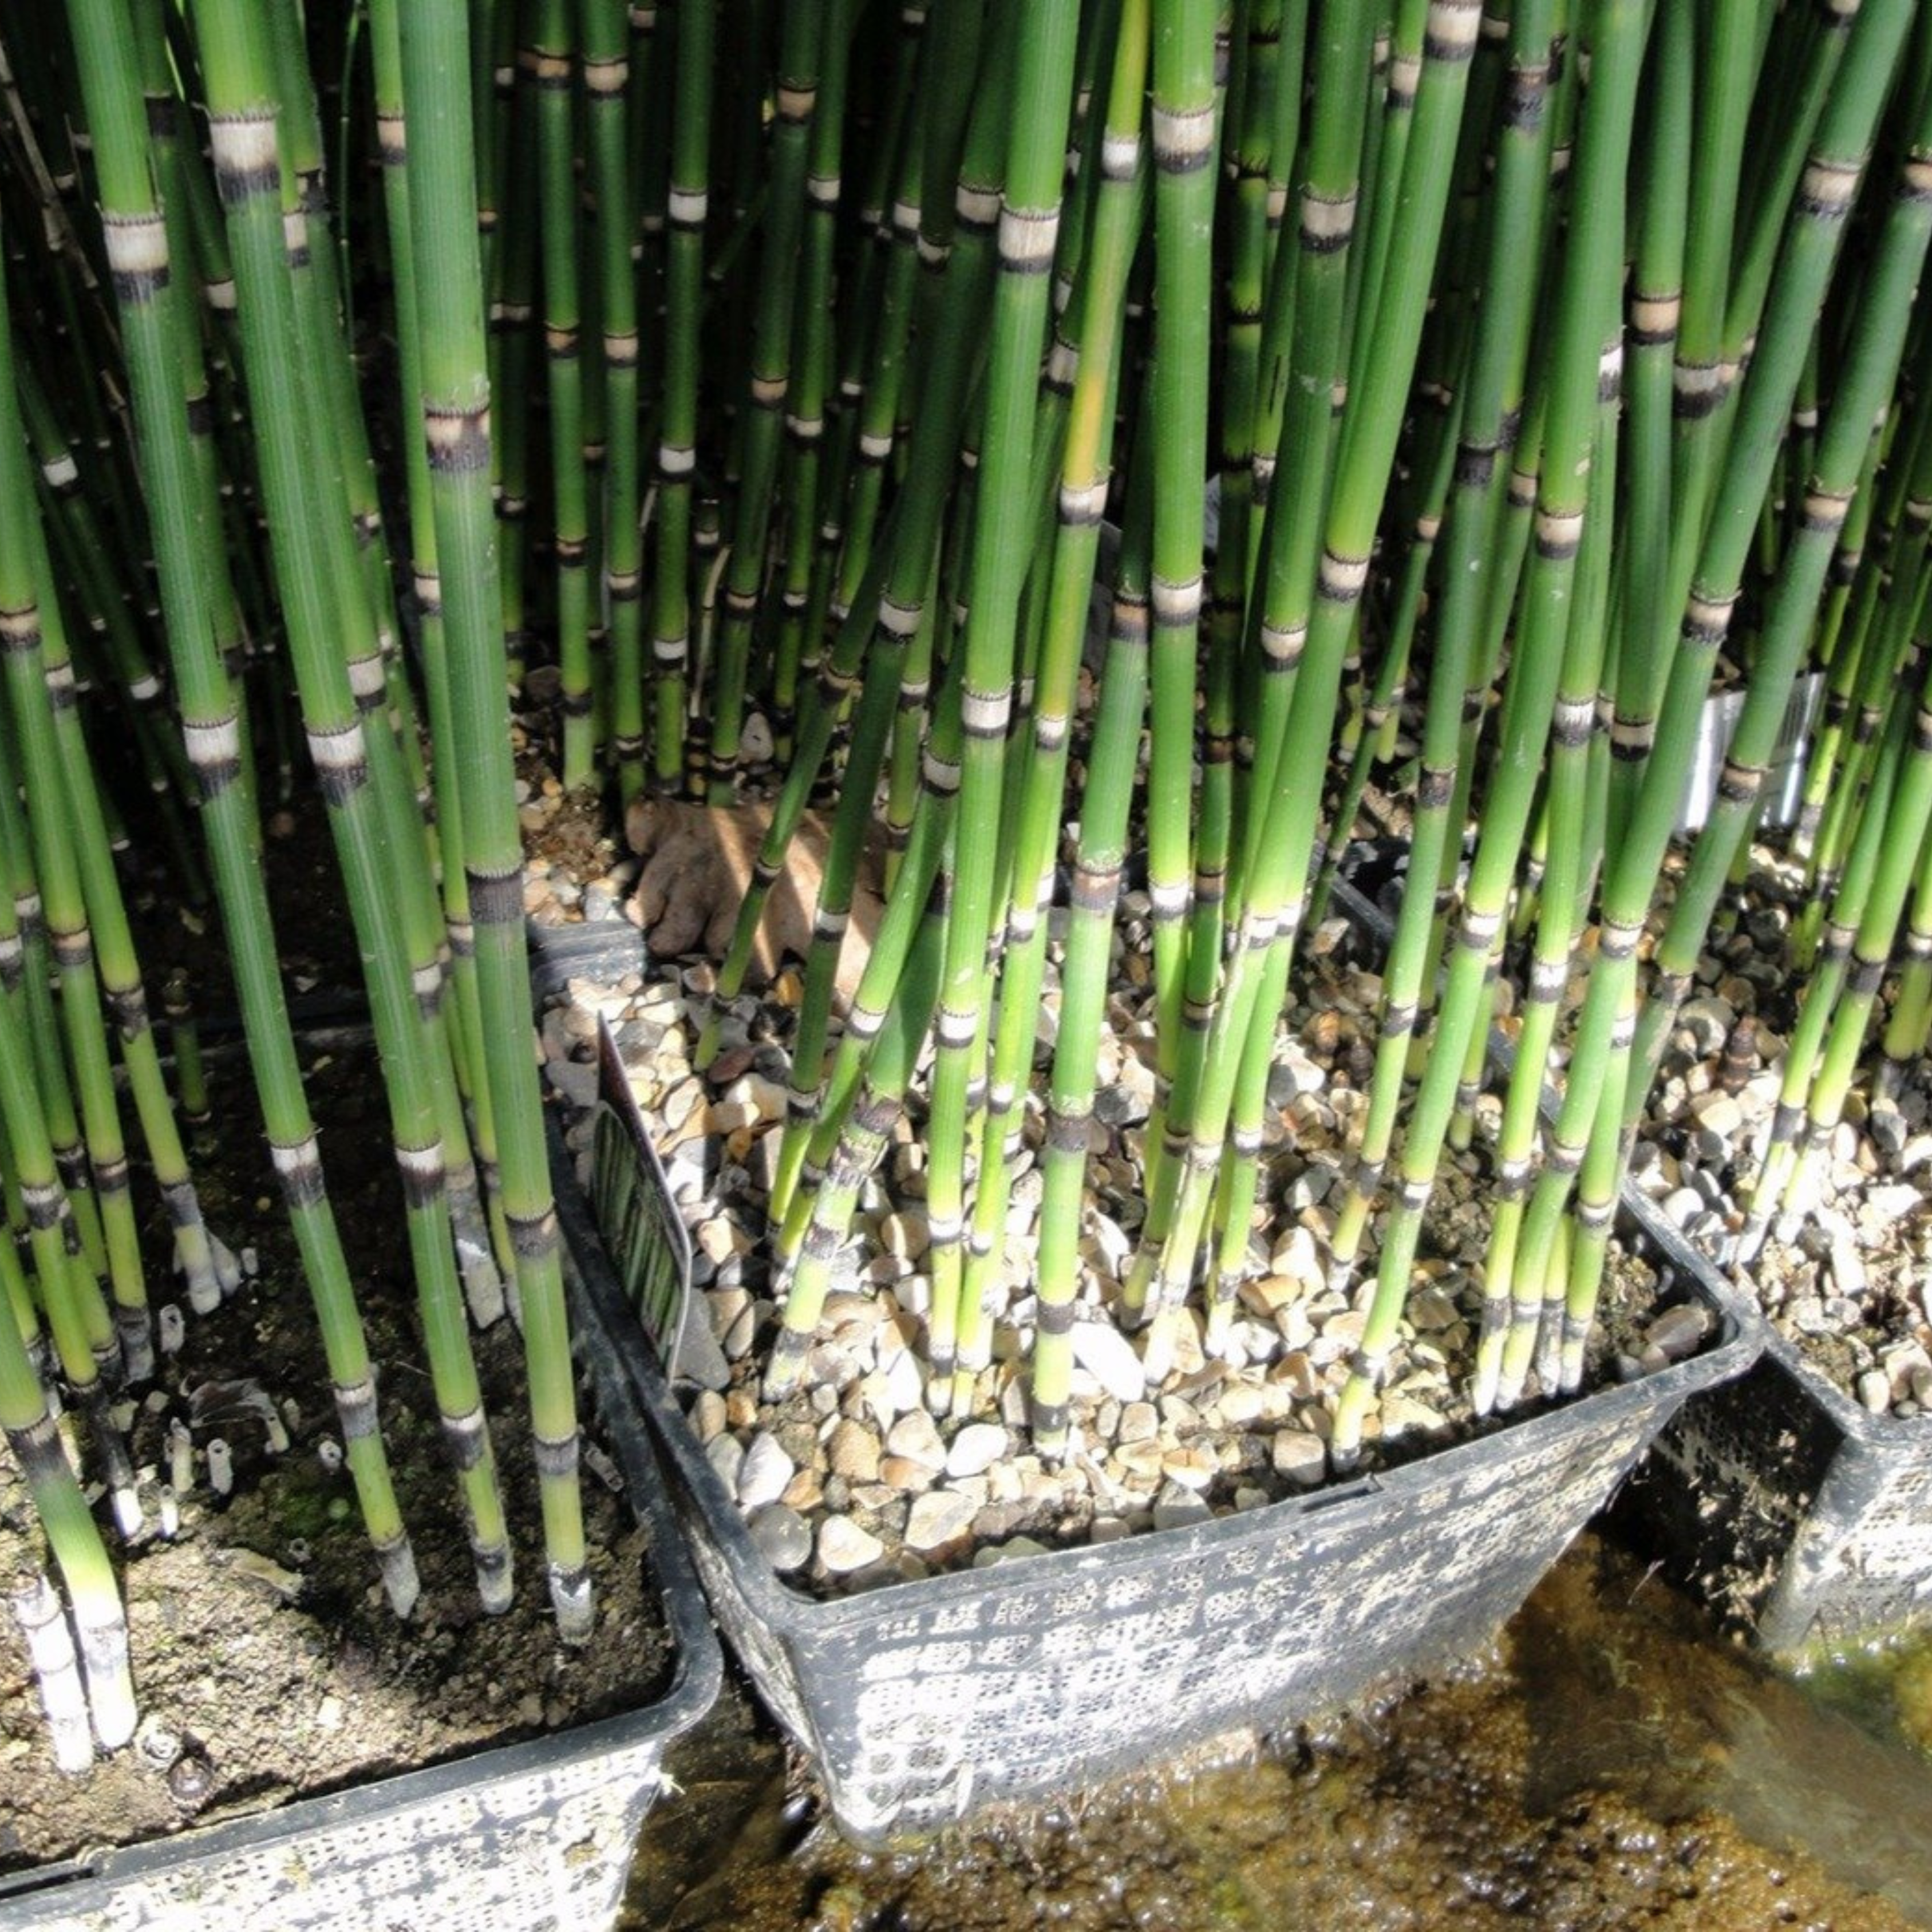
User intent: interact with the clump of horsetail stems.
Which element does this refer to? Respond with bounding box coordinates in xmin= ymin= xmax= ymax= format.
xmin=386 ymin=0 xmax=593 ymax=1638
xmin=706 ymin=0 xmax=1930 ymax=1469
xmin=5 ymin=0 xmax=1932 ymax=1770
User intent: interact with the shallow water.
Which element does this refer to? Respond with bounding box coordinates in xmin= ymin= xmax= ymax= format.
xmin=623 ymin=1534 xmax=1932 ymax=1930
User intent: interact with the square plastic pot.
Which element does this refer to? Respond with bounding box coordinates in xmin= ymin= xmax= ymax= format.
xmin=534 ymin=913 xmax=1754 ymax=1846
xmin=1609 ymin=1201 xmax=1932 ymax=1655
xmin=590 ymin=1198 xmax=1748 ymax=1848
xmin=0 ymin=1052 xmax=720 ymax=1932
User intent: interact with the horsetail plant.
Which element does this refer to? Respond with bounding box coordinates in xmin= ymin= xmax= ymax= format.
xmin=61 ymin=0 xmax=424 ymax=1614
xmin=390 ymin=0 xmax=592 ymax=1638
xmin=9 ymin=0 xmax=1932 ymax=1796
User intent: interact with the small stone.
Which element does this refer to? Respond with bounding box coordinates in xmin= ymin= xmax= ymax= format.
xmin=945 ymin=1423 xmax=1009 ymax=1478
xmin=1094 ymin=1072 xmax=1153 ymax=1129
xmin=724 ymin=1070 xmax=787 ymax=1119
xmin=1663 ymin=1187 xmax=1705 ymax=1230
xmin=1160 ymin=1447 xmax=1218 ymax=1491
xmin=886 ymin=1408 xmax=947 ymax=1470
xmin=708 ymin=1287 xmax=752 ymax=1345
xmin=977 ymin=1536 xmax=1052 ymax=1567
xmin=1272 ymin=1301 xmax=1315 ymax=1352
xmin=1113 ymin=1440 xmax=1167 ymax=1482
xmin=705 ymin=1433 xmax=746 ymax=1492
xmin=749 ymin=1504 xmax=813 ymax=1572
xmin=135 ymin=1714 xmax=183 ymax=1769
xmin=1378 ymin=1393 xmax=1448 ymax=1439
xmin=826 ymin=1419 xmax=882 ymax=1482
xmin=904 ymin=1490 xmax=979 ymax=1552
xmin=1269 ymin=1225 xmax=1323 ymax=1288
xmin=1859 ymin=1370 xmax=1893 ymax=1416
xmin=1267 ymin=1046 xmax=1323 ymax=1107
xmin=852 ymin=1372 xmax=898 ymax=1431
xmin=1272 ymin=1429 xmax=1327 ymax=1487
xmin=1271 ymin=1351 xmax=1322 ymax=1401
xmin=723 ymin=1302 xmax=758 ymax=1361
xmin=546 ymin=1058 xmax=600 ymax=1108
xmin=1643 ymin=1304 xmax=1711 ymax=1364
xmin=737 ymin=1432 xmax=794 ymax=1512
xmin=1309 ymin=1310 xmax=1365 ymax=1366
xmin=1117 ymin=1401 xmax=1159 ymax=1444
xmin=1689 ymin=1091 xmax=1745 ymax=1140
xmin=1830 ymin=1231 xmax=1867 ymax=1301
xmin=690 ymin=1390 xmax=728 ymax=1443
xmin=1151 ymin=1482 xmax=1212 ymax=1532
xmin=661 ymin=1078 xmax=705 ymax=1131
xmin=1678 ymin=997 xmax=1736 ymax=1058
xmin=1085 ymin=1214 xmax=1135 ymax=1277
xmin=879 ymin=1210 xmax=930 ymax=1261
xmin=1286 ymin=1167 xmax=1333 ymax=1212
xmin=1788 ymin=1295 xmax=1831 ymax=1337
xmin=1238 ymin=1274 xmax=1306 ymax=1319
xmin=698 ymin=1216 xmax=750 ymax=1265
xmin=752 ymin=1131 xmax=785 ymax=1195
xmin=1216 ymin=1383 xmax=1266 ymax=1427
xmin=740 ymin=712 xmax=775 ymax=762
xmin=883 ymin=1346 xmax=926 ymax=1415
xmin=1071 ymin=1320 xmax=1146 ymax=1402
xmin=1881 ymin=1343 xmax=1931 ymax=1401
xmin=818 ymin=1515 xmax=885 ymax=1574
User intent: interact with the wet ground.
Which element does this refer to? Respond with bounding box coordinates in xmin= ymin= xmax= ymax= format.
xmin=622 ymin=1534 xmax=1932 ymax=1931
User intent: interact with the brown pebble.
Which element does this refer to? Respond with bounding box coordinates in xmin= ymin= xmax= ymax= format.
xmin=1718 ymin=1016 xmax=1756 ymax=1096
xmin=826 ymin=1418 xmax=882 ymax=1481
xmin=707 ymin=1045 xmax=756 ymax=1086
xmin=168 ymin=1754 xmax=213 ymax=1807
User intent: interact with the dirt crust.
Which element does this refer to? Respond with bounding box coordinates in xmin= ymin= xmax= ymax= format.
xmin=0 ymin=1041 xmax=669 ymax=1875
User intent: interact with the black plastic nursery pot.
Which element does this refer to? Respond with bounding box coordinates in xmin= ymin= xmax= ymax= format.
xmin=1611 ymin=1215 xmax=1932 ymax=1657
xmin=535 ymin=919 xmax=1757 ymax=1850
xmin=1334 ymin=863 xmax=1903 ymax=1658
xmin=0 ymin=1070 xmax=721 ymax=1932
xmin=1394 ymin=874 xmax=1932 ymax=1658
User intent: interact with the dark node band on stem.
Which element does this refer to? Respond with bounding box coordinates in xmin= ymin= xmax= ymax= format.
xmin=332 ymin=1377 xmax=381 ymax=1441
xmin=396 ymin=1143 xmax=447 ymax=1208
xmin=466 ymin=865 xmax=524 ymax=927
xmin=50 ymin=927 xmax=94 ymax=971
xmin=425 ymin=402 xmax=492 ymax=473
xmin=505 ymin=1208 xmax=559 ymax=1263
xmin=208 ymin=114 xmax=280 ymax=204
xmin=271 ymin=1135 xmax=328 ymax=1209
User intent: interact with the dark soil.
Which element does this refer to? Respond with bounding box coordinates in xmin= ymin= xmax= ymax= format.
xmin=0 ymin=1032 xmax=670 ymax=1874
